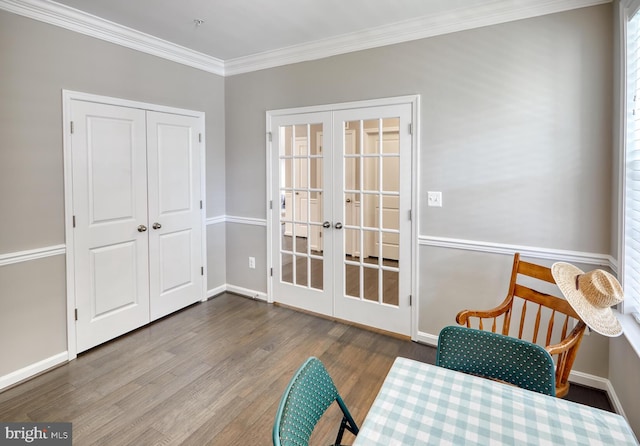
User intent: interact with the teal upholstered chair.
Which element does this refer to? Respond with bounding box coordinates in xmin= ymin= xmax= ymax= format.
xmin=436 ymin=325 xmax=556 ymax=396
xmin=273 ymin=357 xmax=359 ymax=446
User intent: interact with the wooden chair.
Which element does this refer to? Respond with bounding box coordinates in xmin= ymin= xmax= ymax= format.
xmin=455 ymin=253 xmax=587 ymax=398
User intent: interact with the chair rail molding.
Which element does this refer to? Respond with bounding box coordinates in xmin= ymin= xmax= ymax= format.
xmin=419 ymin=235 xmax=616 ymax=272
xmin=206 ymin=216 xmax=226 ymax=226
xmin=0 ymin=244 xmax=66 ymax=267
xmin=225 ymin=216 xmax=267 ymax=227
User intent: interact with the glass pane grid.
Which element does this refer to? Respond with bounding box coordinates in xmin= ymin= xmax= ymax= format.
xmin=341 ymin=117 xmax=401 ymax=308
xmin=278 ymin=122 xmax=324 ymax=292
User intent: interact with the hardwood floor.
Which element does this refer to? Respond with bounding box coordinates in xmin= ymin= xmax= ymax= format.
xmin=0 ymin=293 xmax=613 ymax=445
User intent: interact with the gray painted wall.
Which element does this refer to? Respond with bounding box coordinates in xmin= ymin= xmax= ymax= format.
xmin=0 ymin=257 xmax=66 ymax=377
xmin=610 ymin=335 xmax=640 ymax=435
xmin=0 ymin=0 xmax=625 ymax=413
xmin=0 ymin=9 xmax=226 ymax=375
xmin=225 ymin=5 xmax=613 ymax=376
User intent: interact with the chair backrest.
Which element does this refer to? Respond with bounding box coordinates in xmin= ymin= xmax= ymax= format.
xmin=436 ymin=325 xmax=557 ymax=396
xmin=273 ymin=357 xmax=352 ymax=446
xmin=456 ymin=252 xmax=587 ymax=397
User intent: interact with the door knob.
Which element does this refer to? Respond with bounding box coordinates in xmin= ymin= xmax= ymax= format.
xmin=334 ymin=222 xmax=343 ymax=229
xmin=345 ymin=198 xmax=352 ymax=203
xmin=137 ymin=225 xmax=148 ymax=232
xmin=152 ymin=222 xmax=162 ymax=230
xmin=322 ymin=221 xmax=331 ymax=228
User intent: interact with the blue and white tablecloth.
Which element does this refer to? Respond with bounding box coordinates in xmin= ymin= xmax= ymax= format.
xmin=353 ymin=357 xmax=638 ymax=445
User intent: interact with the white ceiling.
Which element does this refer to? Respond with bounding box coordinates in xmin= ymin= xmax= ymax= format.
xmin=50 ymin=0 xmax=499 ymax=60
xmin=1 ymin=0 xmax=611 ymax=75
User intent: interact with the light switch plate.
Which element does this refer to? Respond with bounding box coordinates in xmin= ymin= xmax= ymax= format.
xmin=427 ymin=191 xmax=442 ymax=207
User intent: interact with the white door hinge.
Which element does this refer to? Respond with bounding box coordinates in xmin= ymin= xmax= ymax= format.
xmin=70 ymin=121 xmax=74 ymax=134
xmin=408 ymin=123 xmax=412 ymax=135
xmin=268 ymin=132 xmax=272 ymax=142
xmin=199 ymin=133 xmax=202 ymax=143
xmin=74 ymin=308 xmax=78 ymax=321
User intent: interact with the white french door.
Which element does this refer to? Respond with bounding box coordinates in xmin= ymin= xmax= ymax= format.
xmin=271 ymin=112 xmax=333 ymax=316
xmin=70 ymin=99 xmax=204 ymax=353
xmin=269 ymin=99 xmax=414 ymax=336
xmin=332 ymin=105 xmax=412 ymax=335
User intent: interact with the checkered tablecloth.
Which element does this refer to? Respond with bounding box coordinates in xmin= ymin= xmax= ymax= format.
xmin=353 ymin=357 xmax=638 ymax=445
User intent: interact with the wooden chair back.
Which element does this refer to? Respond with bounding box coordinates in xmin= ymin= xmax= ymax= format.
xmin=455 ymin=253 xmax=587 ymax=398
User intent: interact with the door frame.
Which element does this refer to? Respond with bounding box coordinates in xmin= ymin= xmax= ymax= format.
xmin=265 ymin=95 xmax=420 ymax=340
xmin=62 ymin=90 xmax=207 ymax=359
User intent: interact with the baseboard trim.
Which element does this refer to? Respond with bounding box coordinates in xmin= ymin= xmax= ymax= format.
xmin=206 ymin=284 xmax=227 ymax=299
xmin=0 ymin=351 xmax=68 ymax=392
xmin=415 ymin=330 xmax=439 ymax=347
xmin=224 ymin=284 xmax=268 ymax=302
xmin=605 ymin=379 xmax=627 ymax=418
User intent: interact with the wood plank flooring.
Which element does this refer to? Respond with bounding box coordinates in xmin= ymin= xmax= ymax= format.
xmin=0 ymin=293 xmax=613 ymax=445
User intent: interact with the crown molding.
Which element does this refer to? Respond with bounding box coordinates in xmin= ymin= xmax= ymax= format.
xmin=225 ymin=0 xmax=611 ymax=75
xmin=0 ymin=0 xmax=610 ymax=77
xmin=0 ymin=0 xmax=225 ymax=76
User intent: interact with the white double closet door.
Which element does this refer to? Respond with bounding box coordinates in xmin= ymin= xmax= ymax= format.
xmin=70 ymin=99 xmax=204 ymax=353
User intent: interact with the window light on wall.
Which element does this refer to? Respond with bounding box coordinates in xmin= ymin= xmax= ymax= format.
xmin=623 ymin=1 xmax=640 ymax=317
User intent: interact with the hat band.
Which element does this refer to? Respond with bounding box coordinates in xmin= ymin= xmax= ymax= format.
xmin=575 ymin=274 xmax=581 ymax=291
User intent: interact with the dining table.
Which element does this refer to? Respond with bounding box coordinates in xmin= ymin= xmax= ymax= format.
xmin=353 ymin=357 xmax=639 ymax=445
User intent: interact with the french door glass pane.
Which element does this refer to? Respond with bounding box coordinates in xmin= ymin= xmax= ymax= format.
xmin=279 ymin=123 xmax=324 ymax=291
xmin=342 ymin=117 xmax=401 ymax=306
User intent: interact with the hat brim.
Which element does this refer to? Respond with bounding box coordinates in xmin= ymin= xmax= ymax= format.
xmin=551 ymin=262 xmax=622 ymax=337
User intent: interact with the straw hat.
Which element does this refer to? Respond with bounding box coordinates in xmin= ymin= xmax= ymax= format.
xmin=551 ymin=262 xmax=624 ymax=337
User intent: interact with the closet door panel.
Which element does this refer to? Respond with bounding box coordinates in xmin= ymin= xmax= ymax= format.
xmin=147 ymin=111 xmax=203 ymax=320
xmin=71 ymin=100 xmax=150 ymax=353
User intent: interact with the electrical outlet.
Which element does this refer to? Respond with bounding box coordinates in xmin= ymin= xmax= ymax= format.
xmin=249 ymin=257 xmax=256 ymax=269
xmin=427 ymin=191 xmax=442 ymax=207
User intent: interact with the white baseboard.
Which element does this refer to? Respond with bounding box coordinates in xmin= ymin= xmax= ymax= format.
xmin=206 ymin=284 xmax=227 ymax=299
xmin=0 ymin=352 xmax=67 ymax=392
xmin=209 ymin=283 xmax=268 ymax=302
xmin=226 ymin=284 xmax=268 ymax=301
xmin=416 ymin=330 xmax=439 ymax=347
xmin=605 ymin=380 xmax=627 ymax=418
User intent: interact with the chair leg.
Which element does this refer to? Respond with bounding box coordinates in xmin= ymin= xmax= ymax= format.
xmin=333 ymin=395 xmax=359 ymax=445
xmin=334 ymin=415 xmax=359 ymax=445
